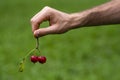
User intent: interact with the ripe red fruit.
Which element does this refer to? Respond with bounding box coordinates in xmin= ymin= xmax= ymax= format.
xmin=38 ymin=56 xmax=46 ymax=64
xmin=30 ymin=55 xmax=38 ymax=63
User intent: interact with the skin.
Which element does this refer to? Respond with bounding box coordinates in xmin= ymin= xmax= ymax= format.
xmin=30 ymin=0 xmax=120 ymax=37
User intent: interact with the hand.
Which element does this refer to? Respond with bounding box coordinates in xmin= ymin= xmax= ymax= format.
xmin=30 ymin=6 xmax=72 ymax=38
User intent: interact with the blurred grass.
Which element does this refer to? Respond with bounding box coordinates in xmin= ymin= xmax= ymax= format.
xmin=0 ymin=0 xmax=120 ymax=80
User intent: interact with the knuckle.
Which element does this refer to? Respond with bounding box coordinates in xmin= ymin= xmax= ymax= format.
xmin=44 ymin=6 xmax=50 ymax=10
xmin=30 ymin=19 xmax=39 ymax=26
xmin=43 ymin=6 xmax=53 ymax=12
xmin=30 ymin=18 xmax=35 ymax=24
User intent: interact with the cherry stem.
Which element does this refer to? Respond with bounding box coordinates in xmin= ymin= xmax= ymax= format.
xmin=24 ymin=48 xmax=36 ymax=59
xmin=36 ymin=38 xmax=39 ymax=49
xmin=36 ymin=38 xmax=41 ymax=54
xmin=18 ymin=38 xmax=42 ymax=72
xmin=22 ymin=38 xmax=41 ymax=60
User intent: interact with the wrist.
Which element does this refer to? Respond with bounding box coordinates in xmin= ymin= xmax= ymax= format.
xmin=69 ymin=8 xmax=101 ymax=29
xmin=69 ymin=12 xmax=90 ymax=29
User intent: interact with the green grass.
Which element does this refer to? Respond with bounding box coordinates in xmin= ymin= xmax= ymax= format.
xmin=0 ymin=0 xmax=120 ymax=80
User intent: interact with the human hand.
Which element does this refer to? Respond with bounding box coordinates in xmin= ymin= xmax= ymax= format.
xmin=30 ymin=6 xmax=73 ymax=38
xmin=31 ymin=1 xmax=120 ymax=38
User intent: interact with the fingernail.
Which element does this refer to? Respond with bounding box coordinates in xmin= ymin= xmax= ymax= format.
xmin=34 ymin=31 xmax=39 ymax=38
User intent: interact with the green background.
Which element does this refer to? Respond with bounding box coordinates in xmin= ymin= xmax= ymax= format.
xmin=0 ymin=0 xmax=120 ymax=80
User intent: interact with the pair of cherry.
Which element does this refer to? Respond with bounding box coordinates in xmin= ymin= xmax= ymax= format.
xmin=31 ymin=55 xmax=46 ymax=64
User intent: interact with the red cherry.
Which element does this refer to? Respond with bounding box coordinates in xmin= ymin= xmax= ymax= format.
xmin=30 ymin=55 xmax=38 ymax=63
xmin=38 ymin=56 xmax=46 ymax=64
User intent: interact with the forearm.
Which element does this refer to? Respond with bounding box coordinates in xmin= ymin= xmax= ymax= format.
xmin=70 ymin=0 xmax=120 ymax=29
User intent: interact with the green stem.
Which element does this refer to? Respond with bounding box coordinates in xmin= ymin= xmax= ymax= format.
xmin=23 ymin=38 xmax=40 ymax=59
xmin=37 ymin=48 xmax=41 ymax=53
xmin=36 ymin=38 xmax=41 ymax=54
xmin=24 ymin=48 xmax=36 ymax=59
xmin=36 ymin=38 xmax=39 ymax=49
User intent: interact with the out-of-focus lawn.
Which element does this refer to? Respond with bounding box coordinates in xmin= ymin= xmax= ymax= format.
xmin=0 ymin=0 xmax=120 ymax=80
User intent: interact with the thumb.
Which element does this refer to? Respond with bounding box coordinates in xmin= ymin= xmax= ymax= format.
xmin=34 ymin=25 xmax=57 ymax=38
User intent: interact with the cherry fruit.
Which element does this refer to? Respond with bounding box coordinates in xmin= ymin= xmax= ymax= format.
xmin=38 ymin=56 xmax=46 ymax=64
xmin=30 ymin=55 xmax=38 ymax=63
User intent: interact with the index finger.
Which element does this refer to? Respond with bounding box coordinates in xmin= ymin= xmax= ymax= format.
xmin=30 ymin=7 xmax=50 ymax=32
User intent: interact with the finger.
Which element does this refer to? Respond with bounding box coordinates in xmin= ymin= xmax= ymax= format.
xmin=31 ymin=21 xmax=40 ymax=33
xmin=34 ymin=25 xmax=57 ymax=37
xmin=31 ymin=10 xmax=50 ymax=32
